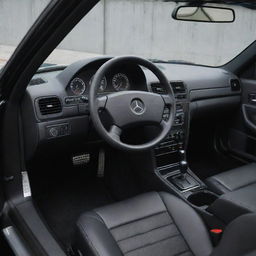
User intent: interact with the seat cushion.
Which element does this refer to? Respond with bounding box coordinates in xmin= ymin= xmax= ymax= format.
xmin=205 ymin=163 xmax=256 ymax=195
xmin=75 ymin=192 xmax=212 ymax=256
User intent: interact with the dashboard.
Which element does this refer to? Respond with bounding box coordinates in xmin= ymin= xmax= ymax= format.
xmin=22 ymin=57 xmax=241 ymax=160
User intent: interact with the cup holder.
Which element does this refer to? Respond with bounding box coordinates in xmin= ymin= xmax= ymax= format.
xmin=187 ymin=191 xmax=218 ymax=207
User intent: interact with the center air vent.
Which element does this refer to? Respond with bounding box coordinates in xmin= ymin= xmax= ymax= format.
xmin=38 ymin=97 xmax=62 ymax=115
xmin=151 ymin=83 xmax=166 ymax=94
xmin=151 ymin=81 xmax=186 ymax=98
xmin=170 ymin=81 xmax=186 ymax=94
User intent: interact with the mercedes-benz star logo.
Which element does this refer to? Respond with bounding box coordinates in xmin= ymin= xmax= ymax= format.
xmin=130 ymin=99 xmax=145 ymax=115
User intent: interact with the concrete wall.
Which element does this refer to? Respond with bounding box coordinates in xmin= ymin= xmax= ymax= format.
xmin=0 ymin=0 xmax=256 ymax=66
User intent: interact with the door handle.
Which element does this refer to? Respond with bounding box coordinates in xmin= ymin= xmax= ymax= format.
xmin=242 ymin=104 xmax=256 ymax=132
xmin=248 ymin=94 xmax=256 ymax=104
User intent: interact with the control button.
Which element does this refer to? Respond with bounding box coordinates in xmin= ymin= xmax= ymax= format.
xmin=80 ymin=96 xmax=88 ymax=103
xmin=162 ymin=106 xmax=170 ymax=121
xmin=65 ymin=96 xmax=88 ymax=105
xmin=46 ymin=123 xmax=70 ymax=139
xmin=49 ymin=127 xmax=58 ymax=137
xmin=65 ymin=97 xmax=75 ymax=104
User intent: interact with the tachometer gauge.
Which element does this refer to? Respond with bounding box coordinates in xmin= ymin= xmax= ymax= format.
xmin=70 ymin=77 xmax=86 ymax=95
xmin=89 ymin=75 xmax=107 ymax=92
xmin=112 ymin=73 xmax=130 ymax=91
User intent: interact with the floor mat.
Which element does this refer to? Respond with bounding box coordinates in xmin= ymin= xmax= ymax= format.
xmin=34 ymin=176 xmax=114 ymax=249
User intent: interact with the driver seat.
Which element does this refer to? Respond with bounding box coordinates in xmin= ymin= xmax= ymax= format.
xmin=75 ymin=192 xmax=212 ymax=256
xmin=75 ymin=192 xmax=256 ymax=256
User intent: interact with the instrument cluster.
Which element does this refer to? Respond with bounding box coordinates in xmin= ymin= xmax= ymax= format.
xmin=67 ymin=71 xmax=131 ymax=96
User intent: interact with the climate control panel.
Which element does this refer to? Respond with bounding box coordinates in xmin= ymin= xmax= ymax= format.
xmin=155 ymin=100 xmax=188 ymax=157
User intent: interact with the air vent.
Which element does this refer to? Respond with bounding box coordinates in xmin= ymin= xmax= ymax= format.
xmin=29 ymin=77 xmax=46 ymax=86
xmin=151 ymin=81 xmax=186 ymax=97
xmin=38 ymin=97 xmax=62 ymax=115
xmin=230 ymin=79 xmax=240 ymax=91
xmin=170 ymin=81 xmax=186 ymax=94
xmin=151 ymin=83 xmax=166 ymax=94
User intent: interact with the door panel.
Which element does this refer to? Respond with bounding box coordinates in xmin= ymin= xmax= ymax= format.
xmin=227 ymin=78 xmax=256 ymax=161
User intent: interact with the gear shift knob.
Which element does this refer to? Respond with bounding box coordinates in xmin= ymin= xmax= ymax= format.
xmin=179 ymin=150 xmax=188 ymax=175
xmin=180 ymin=160 xmax=188 ymax=175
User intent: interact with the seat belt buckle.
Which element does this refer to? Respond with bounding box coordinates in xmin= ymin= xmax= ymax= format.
xmin=210 ymin=228 xmax=223 ymax=245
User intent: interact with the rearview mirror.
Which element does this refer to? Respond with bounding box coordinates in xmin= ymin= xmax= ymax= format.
xmin=172 ymin=6 xmax=235 ymax=23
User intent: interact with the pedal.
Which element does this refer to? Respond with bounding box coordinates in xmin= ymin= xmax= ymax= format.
xmin=97 ymin=148 xmax=105 ymax=178
xmin=72 ymin=153 xmax=90 ymax=166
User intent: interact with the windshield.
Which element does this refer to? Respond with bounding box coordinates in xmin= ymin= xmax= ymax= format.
xmin=1 ymin=1 xmax=256 ymax=69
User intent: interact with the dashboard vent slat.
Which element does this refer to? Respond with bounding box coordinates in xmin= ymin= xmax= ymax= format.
xmin=38 ymin=97 xmax=62 ymax=115
xmin=170 ymin=81 xmax=186 ymax=94
xmin=151 ymin=81 xmax=186 ymax=96
xmin=151 ymin=83 xmax=166 ymax=94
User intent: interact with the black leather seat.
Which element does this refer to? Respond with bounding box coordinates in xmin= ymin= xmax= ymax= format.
xmin=205 ymin=163 xmax=256 ymax=195
xmin=75 ymin=191 xmax=256 ymax=256
xmin=75 ymin=192 xmax=213 ymax=256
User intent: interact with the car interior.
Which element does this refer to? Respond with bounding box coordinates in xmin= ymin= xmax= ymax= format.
xmin=1 ymin=0 xmax=256 ymax=256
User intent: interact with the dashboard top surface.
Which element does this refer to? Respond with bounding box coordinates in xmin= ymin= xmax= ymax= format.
xmin=26 ymin=57 xmax=241 ymax=122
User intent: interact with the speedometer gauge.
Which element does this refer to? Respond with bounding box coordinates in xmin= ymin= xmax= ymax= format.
xmin=112 ymin=73 xmax=130 ymax=91
xmin=70 ymin=77 xmax=86 ymax=95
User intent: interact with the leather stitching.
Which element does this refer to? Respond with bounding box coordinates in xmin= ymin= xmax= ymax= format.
xmin=123 ymin=233 xmax=182 ymax=255
xmin=109 ymin=210 xmax=168 ymax=230
xmin=116 ymin=222 xmax=175 ymax=242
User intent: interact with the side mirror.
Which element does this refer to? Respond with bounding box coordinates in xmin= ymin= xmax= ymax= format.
xmin=172 ymin=6 xmax=235 ymax=23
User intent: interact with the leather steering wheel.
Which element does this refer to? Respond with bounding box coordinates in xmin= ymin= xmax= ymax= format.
xmin=89 ymin=56 xmax=176 ymax=151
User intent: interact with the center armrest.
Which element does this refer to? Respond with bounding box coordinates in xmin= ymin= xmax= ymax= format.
xmin=208 ymin=183 xmax=256 ymax=224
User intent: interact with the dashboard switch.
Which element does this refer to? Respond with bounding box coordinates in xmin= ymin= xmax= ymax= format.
xmin=49 ymin=127 xmax=58 ymax=137
xmin=46 ymin=123 xmax=70 ymax=138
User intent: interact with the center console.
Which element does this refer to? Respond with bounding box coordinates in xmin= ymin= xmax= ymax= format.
xmin=152 ymin=82 xmax=213 ymax=205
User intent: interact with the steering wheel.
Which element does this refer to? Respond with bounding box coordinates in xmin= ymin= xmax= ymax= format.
xmin=89 ymin=56 xmax=176 ymax=151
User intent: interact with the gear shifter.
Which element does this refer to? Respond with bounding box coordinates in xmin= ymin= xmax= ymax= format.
xmin=178 ymin=150 xmax=188 ymax=177
xmin=180 ymin=160 xmax=188 ymax=177
xmin=168 ymin=150 xmax=198 ymax=190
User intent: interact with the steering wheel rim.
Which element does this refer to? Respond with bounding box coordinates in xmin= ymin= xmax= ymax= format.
xmin=89 ymin=56 xmax=176 ymax=152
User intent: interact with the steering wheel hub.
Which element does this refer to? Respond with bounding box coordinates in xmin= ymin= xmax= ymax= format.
xmin=130 ymin=98 xmax=145 ymax=115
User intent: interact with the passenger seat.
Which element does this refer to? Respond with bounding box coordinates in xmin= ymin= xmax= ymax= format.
xmin=205 ymin=163 xmax=256 ymax=195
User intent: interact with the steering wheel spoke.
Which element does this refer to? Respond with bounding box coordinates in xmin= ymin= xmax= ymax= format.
xmin=96 ymin=95 xmax=108 ymax=109
xmin=160 ymin=119 xmax=168 ymax=130
xmin=161 ymin=94 xmax=175 ymax=106
xmin=108 ymin=124 xmax=122 ymax=141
